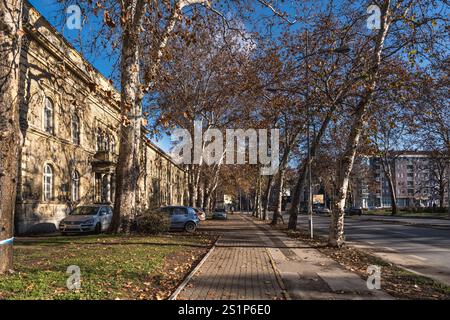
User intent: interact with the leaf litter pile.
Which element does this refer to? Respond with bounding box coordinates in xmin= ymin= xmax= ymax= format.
xmin=0 ymin=233 xmax=215 ymax=300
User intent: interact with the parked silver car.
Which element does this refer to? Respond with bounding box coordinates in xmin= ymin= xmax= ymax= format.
xmin=212 ymin=208 xmax=228 ymax=220
xmin=59 ymin=205 xmax=113 ymax=235
xmin=314 ymin=206 xmax=331 ymax=214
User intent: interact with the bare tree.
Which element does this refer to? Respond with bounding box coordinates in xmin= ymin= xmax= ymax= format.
xmin=328 ymin=0 xmax=448 ymax=246
xmin=0 ymin=0 xmax=23 ymax=273
xmin=110 ymin=0 xmax=210 ymax=232
xmin=371 ymin=115 xmax=408 ymax=215
xmin=415 ymin=152 xmax=449 ymax=210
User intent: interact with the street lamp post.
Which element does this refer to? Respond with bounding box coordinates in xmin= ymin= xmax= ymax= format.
xmin=447 ymin=160 xmax=450 ymax=217
xmin=239 ymin=188 xmax=242 ymax=213
xmin=305 ymin=30 xmax=314 ymax=239
xmin=265 ymin=36 xmax=350 ymax=236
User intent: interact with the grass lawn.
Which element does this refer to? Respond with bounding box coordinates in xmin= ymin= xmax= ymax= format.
xmin=0 ymin=234 xmax=214 ymax=300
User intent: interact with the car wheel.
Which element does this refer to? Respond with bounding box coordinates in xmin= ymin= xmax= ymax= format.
xmin=184 ymin=221 xmax=196 ymax=233
xmin=95 ymin=222 xmax=102 ymax=234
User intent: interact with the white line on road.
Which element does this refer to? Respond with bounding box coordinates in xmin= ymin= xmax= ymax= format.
xmin=408 ymin=255 xmax=427 ymax=262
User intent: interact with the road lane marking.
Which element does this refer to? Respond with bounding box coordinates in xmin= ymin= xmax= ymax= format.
xmin=408 ymin=254 xmax=427 ymax=261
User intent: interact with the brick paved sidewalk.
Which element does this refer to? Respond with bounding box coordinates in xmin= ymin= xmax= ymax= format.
xmin=176 ymin=214 xmax=285 ymax=300
xmin=176 ymin=213 xmax=391 ymax=300
xmin=249 ymin=216 xmax=392 ymax=300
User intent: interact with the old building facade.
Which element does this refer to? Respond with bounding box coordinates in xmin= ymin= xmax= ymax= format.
xmin=14 ymin=3 xmax=186 ymax=234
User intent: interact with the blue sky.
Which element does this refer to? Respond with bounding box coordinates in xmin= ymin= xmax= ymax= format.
xmin=27 ymin=0 xmax=302 ymax=153
xmin=27 ymin=0 xmax=448 ymax=159
xmin=27 ymin=0 xmax=336 ymax=152
xmin=29 ymin=0 xmax=117 ymax=78
xmin=28 ymin=0 xmax=307 ymax=79
xmin=30 ymin=0 xmax=176 ymax=151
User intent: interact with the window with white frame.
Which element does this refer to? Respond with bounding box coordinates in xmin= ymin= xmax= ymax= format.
xmin=43 ymin=164 xmax=53 ymax=201
xmin=72 ymin=114 xmax=80 ymax=145
xmin=44 ymin=97 xmax=54 ymax=134
xmin=71 ymin=170 xmax=80 ymax=202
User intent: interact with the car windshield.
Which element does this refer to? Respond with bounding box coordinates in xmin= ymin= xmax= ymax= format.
xmin=215 ymin=209 xmax=225 ymax=212
xmin=70 ymin=206 xmax=98 ymax=215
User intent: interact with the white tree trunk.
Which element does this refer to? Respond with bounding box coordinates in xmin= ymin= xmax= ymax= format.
xmin=271 ymin=167 xmax=286 ymax=225
xmin=110 ymin=0 xmax=146 ymax=233
xmin=328 ymin=1 xmax=391 ymax=246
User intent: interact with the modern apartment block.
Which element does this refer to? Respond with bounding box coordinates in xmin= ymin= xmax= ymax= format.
xmin=367 ymin=152 xmax=449 ymax=208
xmin=14 ymin=2 xmax=187 ymax=234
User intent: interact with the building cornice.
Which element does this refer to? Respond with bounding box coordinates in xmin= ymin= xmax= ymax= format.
xmin=23 ymin=1 xmax=121 ymax=112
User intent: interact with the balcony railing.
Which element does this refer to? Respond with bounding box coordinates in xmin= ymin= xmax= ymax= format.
xmin=93 ymin=150 xmax=117 ymax=164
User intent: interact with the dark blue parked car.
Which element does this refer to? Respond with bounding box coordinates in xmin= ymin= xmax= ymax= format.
xmin=158 ymin=206 xmax=200 ymax=232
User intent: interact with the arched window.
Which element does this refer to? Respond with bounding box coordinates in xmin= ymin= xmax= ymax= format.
xmin=44 ymin=97 xmax=54 ymax=134
xmin=43 ymin=164 xmax=53 ymax=201
xmin=71 ymin=170 xmax=80 ymax=202
xmin=72 ymin=114 xmax=80 ymax=145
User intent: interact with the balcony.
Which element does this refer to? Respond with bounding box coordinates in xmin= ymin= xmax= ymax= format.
xmin=94 ymin=150 xmax=117 ymax=162
xmin=92 ymin=150 xmax=117 ymax=171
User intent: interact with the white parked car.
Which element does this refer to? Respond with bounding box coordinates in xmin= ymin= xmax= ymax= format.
xmin=314 ymin=206 xmax=331 ymax=214
xmin=193 ymin=208 xmax=206 ymax=221
xmin=59 ymin=205 xmax=113 ymax=235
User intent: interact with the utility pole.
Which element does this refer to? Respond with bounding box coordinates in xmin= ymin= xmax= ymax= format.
xmin=264 ymin=38 xmax=349 ymax=231
xmin=447 ymin=159 xmax=450 ymax=217
xmin=305 ymin=30 xmax=313 ymax=239
xmin=239 ymin=188 xmax=242 ymax=213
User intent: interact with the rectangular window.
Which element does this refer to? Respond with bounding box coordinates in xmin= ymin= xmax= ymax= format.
xmin=44 ymin=177 xmax=52 ymax=200
xmin=44 ymin=97 xmax=54 ymax=134
xmin=43 ymin=165 xmax=53 ymax=201
xmin=72 ymin=115 xmax=80 ymax=145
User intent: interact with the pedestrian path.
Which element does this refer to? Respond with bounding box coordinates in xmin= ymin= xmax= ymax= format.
xmin=248 ymin=216 xmax=391 ymax=300
xmin=177 ymin=214 xmax=285 ymax=300
xmin=176 ymin=213 xmax=392 ymax=300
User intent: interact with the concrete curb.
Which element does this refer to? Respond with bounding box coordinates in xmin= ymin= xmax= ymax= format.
xmin=168 ymin=236 xmax=219 ymax=300
xmin=363 ymin=218 xmax=450 ymax=230
xmin=265 ymin=248 xmax=292 ymax=300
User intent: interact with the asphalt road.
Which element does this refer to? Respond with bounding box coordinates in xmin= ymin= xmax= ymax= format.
xmin=282 ymin=213 xmax=450 ymax=286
